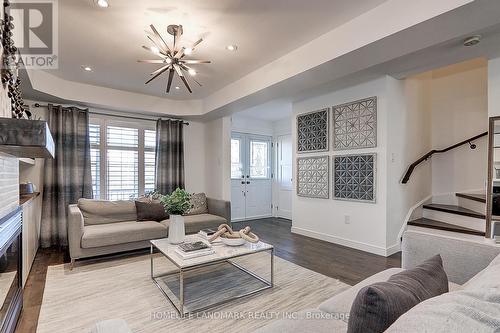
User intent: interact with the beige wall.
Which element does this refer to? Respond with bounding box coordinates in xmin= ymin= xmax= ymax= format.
xmin=429 ymin=60 xmax=488 ymax=195
xmin=385 ymin=75 xmax=433 ymax=249
xmin=205 ymin=116 xmax=231 ymax=200
xmin=292 ymin=76 xmax=390 ymax=255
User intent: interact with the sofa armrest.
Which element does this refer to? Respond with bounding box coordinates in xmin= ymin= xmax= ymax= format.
xmin=68 ymin=204 xmax=84 ymax=259
xmin=402 ymin=230 xmax=500 ymax=284
xmin=206 ymin=198 xmax=231 ymax=223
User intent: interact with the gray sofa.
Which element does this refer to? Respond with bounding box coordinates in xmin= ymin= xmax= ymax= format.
xmin=255 ymin=229 xmax=500 ymax=332
xmin=68 ymin=197 xmax=230 ymax=268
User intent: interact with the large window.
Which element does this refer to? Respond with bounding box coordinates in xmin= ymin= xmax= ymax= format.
xmin=90 ymin=117 xmax=156 ymax=200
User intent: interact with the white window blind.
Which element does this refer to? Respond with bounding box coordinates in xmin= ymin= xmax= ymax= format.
xmin=89 ymin=124 xmax=101 ymax=199
xmin=144 ymin=130 xmax=156 ymax=194
xmin=89 ymin=119 xmax=156 ymax=200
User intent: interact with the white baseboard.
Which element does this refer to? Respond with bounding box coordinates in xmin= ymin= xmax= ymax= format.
xmin=385 ymin=242 xmax=401 ymax=256
xmin=291 ymin=226 xmax=396 ymax=257
xmin=232 ymin=214 xmax=273 ymax=223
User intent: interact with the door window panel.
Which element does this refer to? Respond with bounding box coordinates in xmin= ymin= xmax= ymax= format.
xmin=231 ymin=138 xmax=243 ymax=179
xmin=250 ymin=140 xmax=270 ymax=178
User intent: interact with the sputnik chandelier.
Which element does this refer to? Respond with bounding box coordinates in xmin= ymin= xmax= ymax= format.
xmin=138 ymin=24 xmax=210 ymax=93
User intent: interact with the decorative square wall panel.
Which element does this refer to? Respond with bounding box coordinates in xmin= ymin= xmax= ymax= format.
xmin=333 ymin=97 xmax=377 ymax=150
xmin=297 ymin=109 xmax=329 ymax=153
xmin=297 ymin=156 xmax=329 ymax=198
xmin=333 ymin=154 xmax=376 ymax=203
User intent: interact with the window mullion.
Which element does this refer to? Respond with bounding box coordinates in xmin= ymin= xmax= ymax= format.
xmin=101 ymin=119 xmax=107 ymax=199
xmin=138 ymin=128 xmax=145 ymax=197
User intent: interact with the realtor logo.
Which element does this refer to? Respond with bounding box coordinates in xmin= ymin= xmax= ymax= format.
xmin=10 ymin=0 xmax=58 ymax=69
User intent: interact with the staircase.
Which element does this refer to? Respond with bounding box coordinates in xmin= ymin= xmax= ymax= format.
xmin=408 ymin=192 xmax=486 ymax=237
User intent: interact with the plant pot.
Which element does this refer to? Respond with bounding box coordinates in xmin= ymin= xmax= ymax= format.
xmin=168 ymin=214 xmax=185 ymax=244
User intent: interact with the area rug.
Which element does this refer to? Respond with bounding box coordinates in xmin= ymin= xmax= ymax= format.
xmin=37 ymin=253 xmax=349 ymax=333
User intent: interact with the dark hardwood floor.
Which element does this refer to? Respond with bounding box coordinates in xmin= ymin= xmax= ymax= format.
xmin=15 ymin=217 xmax=401 ymax=333
xmin=233 ymin=218 xmax=401 ymax=285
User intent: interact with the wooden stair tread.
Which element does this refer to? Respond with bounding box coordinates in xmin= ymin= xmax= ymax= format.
xmin=408 ymin=218 xmax=485 ymax=236
xmin=423 ymin=204 xmax=485 ymax=219
xmin=456 ymin=193 xmax=486 ymax=203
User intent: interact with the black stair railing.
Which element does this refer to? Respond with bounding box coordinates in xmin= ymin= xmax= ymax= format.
xmin=401 ymin=131 xmax=488 ymax=184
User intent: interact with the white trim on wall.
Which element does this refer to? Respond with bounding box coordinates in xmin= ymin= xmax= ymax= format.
xmin=291 ymin=226 xmax=393 ymax=257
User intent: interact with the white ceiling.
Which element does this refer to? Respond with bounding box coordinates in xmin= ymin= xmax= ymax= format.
xmin=234 ymin=100 xmax=292 ymax=121
xmin=51 ymin=0 xmax=388 ymax=99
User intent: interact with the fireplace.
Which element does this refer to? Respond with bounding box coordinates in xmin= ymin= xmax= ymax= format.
xmin=0 ymin=207 xmax=22 ymax=333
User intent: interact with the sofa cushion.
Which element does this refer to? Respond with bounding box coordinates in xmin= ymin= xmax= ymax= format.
xmin=161 ymin=214 xmax=226 ymax=234
xmin=186 ymin=193 xmax=209 ymax=215
xmin=135 ymin=200 xmax=169 ymax=222
xmin=386 ymin=289 xmax=500 ymax=332
xmin=78 ymin=199 xmax=137 ymax=225
xmin=347 ymin=255 xmax=448 ymax=333
xmin=318 ymin=267 xmax=404 ymax=319
xmin=81 ymin=221 xmax=167 ymax=248
xmin=462 ymin=252 xmax=500 ymax=290
xmin=253 ymin=309 xmax=348 ymax=333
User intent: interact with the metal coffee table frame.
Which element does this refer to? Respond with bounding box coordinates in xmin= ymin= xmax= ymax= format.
xmin=150 ymin=244 xmax=274 ymax=317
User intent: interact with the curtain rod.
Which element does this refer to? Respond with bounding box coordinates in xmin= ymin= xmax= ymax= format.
xmin=31 ymin=103 xmax=189 ymax=125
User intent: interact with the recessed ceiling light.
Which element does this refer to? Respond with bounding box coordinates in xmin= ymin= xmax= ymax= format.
xmin=188 ymin=68 xmax=196 ymax=76
xmin=175 ymin=86 xmax=180 ymax=90
xmin=81 ymin=65 xmax=93 ymax=72
xmin=226 ymin=45 xmax=238 ymax=51
xmin=95 ymin=0 xmax=109 ymax=8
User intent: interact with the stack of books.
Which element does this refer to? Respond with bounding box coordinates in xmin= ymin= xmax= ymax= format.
xmin=198 ymin=228 xmax=218 ymax=240
xmin=174 ymin=241 xmax=215 ymax=259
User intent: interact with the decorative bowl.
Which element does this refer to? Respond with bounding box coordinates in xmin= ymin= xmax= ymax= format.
xmin=220 ymin=236 xmax=246 ymax=246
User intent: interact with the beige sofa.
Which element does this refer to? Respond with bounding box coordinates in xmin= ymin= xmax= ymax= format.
xmin=255 ymin=230 xmax=500 ymax=332
xmin=68 ymin=197 xmax=230 ymax=268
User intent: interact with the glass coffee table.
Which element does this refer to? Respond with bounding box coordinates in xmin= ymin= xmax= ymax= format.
xmin=150 ymin=235 xmax=274 ymax=317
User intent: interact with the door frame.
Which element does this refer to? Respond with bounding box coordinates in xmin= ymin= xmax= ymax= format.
xmin=230 ymin=131 xmax=273 ymax=222
xmin=274 ymin=134 xmax=293 ymax=220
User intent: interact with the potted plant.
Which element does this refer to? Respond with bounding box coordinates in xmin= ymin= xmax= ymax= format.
xmin=159 ymin=188 xmax=192 ymax=244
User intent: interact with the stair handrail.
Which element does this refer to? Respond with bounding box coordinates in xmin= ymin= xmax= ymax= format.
xmin=401 ymin=131 xmax=488 ymax=184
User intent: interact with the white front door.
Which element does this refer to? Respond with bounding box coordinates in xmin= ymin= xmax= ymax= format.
xmin=231 ymin=133 xmax=272 ymax=221
xmin=276 ymin=134 xmax=292 ymax=219
xmin=230 ymin=134 xmax=246 ymax=221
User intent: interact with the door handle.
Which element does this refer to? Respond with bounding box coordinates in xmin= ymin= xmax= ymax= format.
xmin=246 ymin=181 xmax=250 ymax=184
xmin=241 ymin=181 xmax=245 ymax=184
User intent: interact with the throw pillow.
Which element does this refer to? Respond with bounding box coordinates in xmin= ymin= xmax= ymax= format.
xmin=186 ymin=193 xmax=209 ymax=215
xmin=347 ymin=255 xmax=449 ymax=333
xmin=135 ymin=200 xmax=169 ymax=222
xmin=462 ymin=252 xmax=500 ymax=290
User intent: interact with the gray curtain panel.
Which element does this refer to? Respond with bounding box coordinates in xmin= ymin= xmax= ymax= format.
xmin=41 ymin=104 xmax=93 ymax=247
xmin=155 ymin=119 xmax=185 ymax=194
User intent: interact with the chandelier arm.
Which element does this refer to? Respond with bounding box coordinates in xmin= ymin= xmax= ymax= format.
xmin=191 ymin=38 xmax=203 ymax=49
xmin=149 ymin=24 xmax=171 ymax=53
xmin=137 ymin=60 xmax=165 ymax=63
xmin=173 ymin=64 xmax=192 ymax=93
xmin=180 ymin=64 xmax=203 ymax=87
xmin=181 ymin=59 xmax=211 ymax=64
xmin=146 ymin=36 xmax=169 ymax=56
xmin=166 ymin=68 xmax=175 ymax=93
xmin=145 ymin=66 xmax=170 ymax=84
xmin=174 ymin=48 xmax=185 ymax=59
xmin=150 ymin=65 xmax=169 ymax=76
